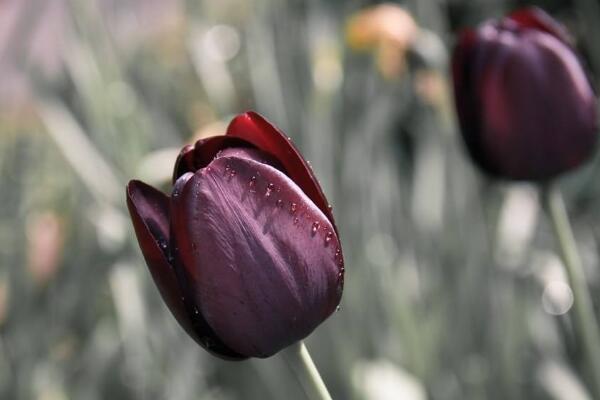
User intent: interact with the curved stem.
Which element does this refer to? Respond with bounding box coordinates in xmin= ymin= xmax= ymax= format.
xmin=543 ymin=184 xmax=600 ymax=397
xmin=283 ymin=341 xmax=333 ymax=400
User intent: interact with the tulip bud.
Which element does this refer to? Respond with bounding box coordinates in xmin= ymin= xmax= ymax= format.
xmin=452 ymin=7 xmax=598 ymax=180
xmin=126 ymin=112 xmax=344 ymax=359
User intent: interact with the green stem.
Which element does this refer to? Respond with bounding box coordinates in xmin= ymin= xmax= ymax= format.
xmin=543 ymin=184 xmax=600 ymax=397
xmin=283 ymin=341 xmax=333 ymax=400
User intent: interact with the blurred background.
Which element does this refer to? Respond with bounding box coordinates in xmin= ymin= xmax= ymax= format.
xmin=2 ymin=0 xmax=600 ymax=399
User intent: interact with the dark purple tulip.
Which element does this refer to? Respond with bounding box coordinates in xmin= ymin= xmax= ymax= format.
xmin=452 ymin=7 xmax=598 ymax=180
xmin=126 ymin=112 xmax=344 ymax=359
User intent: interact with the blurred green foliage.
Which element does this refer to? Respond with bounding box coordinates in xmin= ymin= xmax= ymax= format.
xmin=1 ymin=0 xmax=600 ymax=399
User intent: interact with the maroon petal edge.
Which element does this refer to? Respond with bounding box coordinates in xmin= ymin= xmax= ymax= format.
xmin=125 ymin=180 xmax=196 ymax=339
xmin=226 ymin=111 xmax=338 ymax=234
xmin=508 ymin=7 xmax=571 ymax=44
xmin=172 ymin=137 xmax=252 ymax=183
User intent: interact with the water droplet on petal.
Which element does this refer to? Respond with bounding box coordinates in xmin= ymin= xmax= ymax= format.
xmin=249 ymin=176 xmax=257 ymax=191
xmin=311 ymin=221 xmax=320 ymax=235
xmin=276 ymin=199 xmax=283 ymax=208
xmin=336 ymin=305 xmax=341 ymax=312
xmin=229 ymin=169 xmax=236 ymax=178
xmin=290 ymin=202 xmax=297 ymax=214
xmin=265 ymin=183 xmax=275 ymax=197
xmin=325 ymin=231 xmax=333 ymax=245
xmin=328 ymin=204 xmax=333 ymax=212
xmin=293 ymin=217 xmax=299 ymax=225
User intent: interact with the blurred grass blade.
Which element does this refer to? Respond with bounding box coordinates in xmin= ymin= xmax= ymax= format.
xmin=37 ymin=99 xmax=122 ymax=205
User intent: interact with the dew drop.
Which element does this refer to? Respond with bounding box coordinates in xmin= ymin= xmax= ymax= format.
xmin=290 ymin=202 xmax=297 ymax=214
xmin=293 ymin=217 xmax=299 ymax=225
xmin=224 ymin=164 xmax=231 ymax=176
xmin=336 ymin=305 xmax=341 ymax=312
xmin=229 ymin=169 xmax=236 ymax=178
xmin=249 ymin=176 xmax=257 ymax=191
xmin=311 ymin=221 xmax=320 ymax=235
xmin=325 ymin=231 xmax=333 ymax=245
xmin=328 ymin=204 xmax=333 ymax=212
xmin=265 ymin=183 xmax=275 ymax=197
xmin=276 ymin=199 xmax=283 ymax=208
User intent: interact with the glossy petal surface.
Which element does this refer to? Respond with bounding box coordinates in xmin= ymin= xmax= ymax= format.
xmin=125 ymin=180 xmax=195 ymax=337
xmin=169 ymin=174 xmax=246 ymax=360
xmin=170 ymin=156 xmax=343 ymax=357
xmin=226 ymin=112 xmax=337 ymax=231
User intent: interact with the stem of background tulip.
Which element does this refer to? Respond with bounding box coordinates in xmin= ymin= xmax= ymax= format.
xmin=543 ymin=184 xmax=600 ymax=397
xmin=283 ymin=341 xmax=333 ymax=400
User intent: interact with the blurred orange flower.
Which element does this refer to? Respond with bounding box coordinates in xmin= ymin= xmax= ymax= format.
xmin=26 ymin=212 xmax=65 ymax=287
xmin=346 ymin=3 xmax=418 ymax=79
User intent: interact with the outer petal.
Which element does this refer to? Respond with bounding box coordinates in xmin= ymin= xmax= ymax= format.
xmin=226 ymin=112 xmax=338 ymax=233
xmin=452 ymin=29 xmax=491 ymax=174
xmin=125 ymin=180 xmax=195 ymax=338
xmin=171 ymin=156 xmax=344 ymax=358
xmin=169 ymin=173 xmax=246 ymax=360
xmin=172 ymin=144 xmax=195 ymax=183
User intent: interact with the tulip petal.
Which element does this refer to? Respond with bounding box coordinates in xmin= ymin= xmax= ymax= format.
xmin=452 ymin=30 xmax=493 ymax=174
xmin=171 ymin=156 xmax=344 ymax=357
xmin=125 ymin=180 xmax=196 ymax=338
xmin=172 ymin=137 xmax=252 ymax=183
xmin=169 ymin=173 xmax=247 ymax=360
xmin=172 ymin=144 xmax=195 ymax=183
xmin=226 ymin=112 xmax=337 ymax=232
xmin=509 ymin=7 xmax=571 ymax=44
